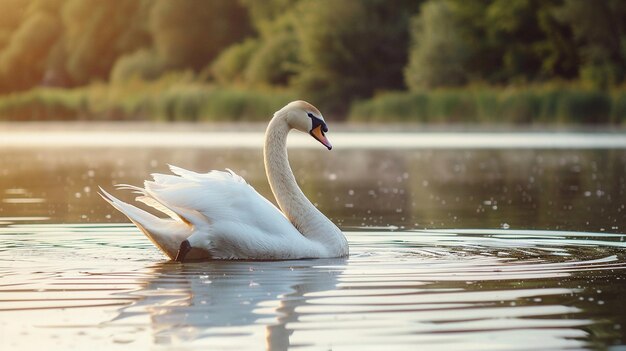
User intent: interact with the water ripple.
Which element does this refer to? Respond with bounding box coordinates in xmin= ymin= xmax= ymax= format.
xmin=1 ymin=224 xmax=625 ymax=350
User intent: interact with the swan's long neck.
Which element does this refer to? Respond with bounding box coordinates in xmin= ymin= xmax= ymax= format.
xmin=263 ymin=113 xmax=348 ymax=256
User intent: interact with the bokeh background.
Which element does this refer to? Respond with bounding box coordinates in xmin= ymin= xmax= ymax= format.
xmin=0 ymin=0 xmax=625 ymax=123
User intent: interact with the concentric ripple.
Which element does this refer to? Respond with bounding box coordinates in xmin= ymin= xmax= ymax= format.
xmin=1 ymin=224 xmax=626 ymax=350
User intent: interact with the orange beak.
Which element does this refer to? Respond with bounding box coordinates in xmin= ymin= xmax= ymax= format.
xmin=310 ymin=125 xmax=332 ymax=150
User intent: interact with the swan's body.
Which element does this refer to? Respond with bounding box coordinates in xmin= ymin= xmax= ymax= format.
xmin=100 ymin=101 xmax=348 ymax=261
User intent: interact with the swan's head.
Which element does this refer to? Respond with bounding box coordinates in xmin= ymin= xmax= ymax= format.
xmin=280 ymin=100 xmax=332 ymax=150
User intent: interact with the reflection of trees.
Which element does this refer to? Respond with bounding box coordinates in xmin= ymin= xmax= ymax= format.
xmin=0 ymin=148 xmax=265 ymax=223
xmin=293 ymin=149 xmax=413 ymax=227
xmin=0 ymin=147 xmax=623 ymax=231
xmin=403 ymin=149 xmax=625 ymax=231
xmin=112 ymin=259 xmax=344 ymax=349
xmin=529 ymin=150 xmax=624 ymax=232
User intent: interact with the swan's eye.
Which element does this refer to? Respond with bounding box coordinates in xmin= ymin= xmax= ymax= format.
xmin=308 ymin=112 xmax=327 ymax=133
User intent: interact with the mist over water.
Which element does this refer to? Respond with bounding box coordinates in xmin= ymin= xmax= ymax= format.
xmin=1 ymin=131 xmax=625 ymax=349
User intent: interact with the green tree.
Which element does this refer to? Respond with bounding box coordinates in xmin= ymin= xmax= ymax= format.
xmin=212 ymin=1 xmax=302 ymax=87
xmin=239 ymin=0 xmax=301 ymax=34
xmin=554 ymin=0 xmax=626 ymax=87
xmin=405 ymin=0 xmax=469 ymax=90
xmin=244 ymin=32 xmax=299 ymax=86
xmin=62 ymin=0 xmax=152 ymax=84
xmin=0 ymin=0 xmax=28 ymax=53
xmin=110 ymin=49 xmax=165 ymax=83
xmin=413 ymin=0 xmax=585 ymax=85
xmin=484 ymin=0 xmax=550 ymax=82
xmin=211 ymin=39 xmax=260 ymax=85
xmin=0 ymin=0 xmax=62 ymax=92
xmin=449 ymin=0 xmax=561 ymax=84
xmin=294 ymin=0 xmax=422 ymax=115
xmin=536 ymin=3 xmax=579 ymax=80
xmin=149 ymin=0 xmax=252 ymax=71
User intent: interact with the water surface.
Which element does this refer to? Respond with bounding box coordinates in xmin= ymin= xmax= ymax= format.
xmin=1 ymin=130 xmax=625 ymax=350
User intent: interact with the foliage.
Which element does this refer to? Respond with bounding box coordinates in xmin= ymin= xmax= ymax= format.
xmin=611 ymin=91 xmax=626 ymax=123
xmin=294 ymin=0 xmax=422 ymax=115
xmin=245 ymin=32 xmax=299 ymax=87
xmin=0 ymin=0 xmax=28 ymax=52
xmin=149 ymin=0 xmax=252 ymax=72
xmin=554 ymin=0 xmax=626 ymax=88
xmin=405 ymin=0 xmax=469 ymax=89
xmin=239 ymin=0 xmax=302 ymax=35
xmin=0 ymin=75 xmax=295 ymax=122
xmin=350 ymin=86 xmax=626 ymax=124
xmin=0 ymin=1 xmax=63 ymax=92
xmin=110 ymin=49 xmax=165 ymax=83
xmin=0 ymin=0 xmax=626 ymax=123
xmin=0 ymin=0 xmax=253 ymax=92
xmin=61 ymin=0 xmax=152 ymax=84
xmin=211 ymin=39 xmax=261 ymax=85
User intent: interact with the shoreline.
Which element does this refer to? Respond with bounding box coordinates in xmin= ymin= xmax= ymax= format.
xmin=1 ymin=128 xmax=625 ymax=149
xmin=1 ymin=121 xmax=625 ymax=133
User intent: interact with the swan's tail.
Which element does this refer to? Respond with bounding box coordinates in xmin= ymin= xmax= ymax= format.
xmin=99 ymin=187 xmax=191 ymax=260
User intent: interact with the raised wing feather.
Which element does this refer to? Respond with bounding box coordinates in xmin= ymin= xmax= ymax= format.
xmin=169 ymin=165 xmax=247 ymax=184
xmin=135 ymin=195 xmax=182 ymax=222
xmin=144 ymin=167 xmax=291 ymax=235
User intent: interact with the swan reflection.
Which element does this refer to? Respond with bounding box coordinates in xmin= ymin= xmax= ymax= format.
xmin=114 ymin=258 xmax=345 ymax=349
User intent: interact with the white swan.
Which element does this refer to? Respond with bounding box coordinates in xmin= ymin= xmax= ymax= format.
xmin=99 ymin=100 xmax=349 ymax=261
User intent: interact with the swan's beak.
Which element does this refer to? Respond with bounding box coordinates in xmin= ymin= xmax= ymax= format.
xmin=175 ymin=239 xmax=192 ymax=262
xmin=310 ymin=125 xmax=332 ymax=150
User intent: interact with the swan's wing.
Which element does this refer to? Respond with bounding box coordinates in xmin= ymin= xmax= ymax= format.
xmin=111 ymin=166 xmax=323 ymax=259
xmin=135 ymin=195 xmax=183 ymax=222
xmin=144 ymin=166 xmax=291 ymax=234
xmin=169 ymin=164 xmax=246 ymax=184
xmin=114 ymin=183 xmax=183 ymax=222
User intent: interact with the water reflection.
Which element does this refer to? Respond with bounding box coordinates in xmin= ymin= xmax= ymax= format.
xmin=0 ymin=147 xmax=624 ymax=232
xmin=1 ymin=224 xmax=626 ymax=349
xmin=114 ymin=259 xmax=345 ymax=349
xmin=1 ymin=132 xmax=626 ymax=349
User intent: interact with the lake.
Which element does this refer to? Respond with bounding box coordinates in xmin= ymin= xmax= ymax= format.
xmin=1 ymin=127 xmax=626 ymax=350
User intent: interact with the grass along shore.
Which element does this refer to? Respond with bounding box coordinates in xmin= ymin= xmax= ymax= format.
xmin=0 ymin=79 xmax=625 ymax=124
xmin=350 ymin=86 xmax=626 ymax=124
xmin=0 ymin=76 xmax=296 ymax=122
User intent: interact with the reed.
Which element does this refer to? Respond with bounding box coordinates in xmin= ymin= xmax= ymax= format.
xmin=1 ymin=80 xmax=624 ymax=124
xmin=349 ymin=86 xmax=626 ymax=124
xmin=0 ymin=76 xmax=295 ymax=122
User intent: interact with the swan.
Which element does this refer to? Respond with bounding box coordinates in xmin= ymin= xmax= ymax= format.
xmin=99 ymin=100 xmax=349 ymax=261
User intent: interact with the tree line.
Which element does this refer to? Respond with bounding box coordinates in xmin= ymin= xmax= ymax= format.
xmin=0 ymin=0 xmax=624 ymax=116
